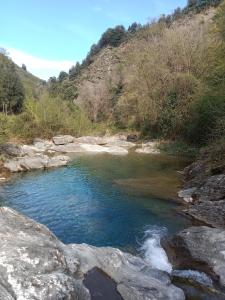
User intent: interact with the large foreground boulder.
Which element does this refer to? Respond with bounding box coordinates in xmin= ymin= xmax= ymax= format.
xmin=166 ymin=226 xmax=225 ymax=288
xmin=66 ymin=244 xmax=184 ymax=300
xmin=0 ymin=207 xmax=184 ymax=300
xmin=0 ymin=207 xmax=89 ymax=300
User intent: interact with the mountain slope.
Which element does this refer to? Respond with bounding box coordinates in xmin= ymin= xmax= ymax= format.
xmin=15 ymin=65 xmax=46 ymax=100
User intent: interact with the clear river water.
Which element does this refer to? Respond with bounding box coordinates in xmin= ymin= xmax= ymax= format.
xmin=0 ymin=152 xmax=190 ymax=254
xmin=1 ymin=152 xmax=222 ymax=299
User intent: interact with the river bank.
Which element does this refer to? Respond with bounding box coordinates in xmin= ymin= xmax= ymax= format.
xmin=1 ymin=135 xmax=225 ymax=299
xmin=178 ymin=159 xmax=225 ymax=228
xmin=0 ymin=134 xmax=164 ymax=182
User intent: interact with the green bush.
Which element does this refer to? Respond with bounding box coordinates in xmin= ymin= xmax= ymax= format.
xmin=4 ymin=95 xmax=93 ymax=141
xmin=185 ymin=90 xmax=225 ymax=144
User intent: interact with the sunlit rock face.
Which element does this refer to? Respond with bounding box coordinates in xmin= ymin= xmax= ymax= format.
xmin=0 ymin=207 xmax=185 ymax=300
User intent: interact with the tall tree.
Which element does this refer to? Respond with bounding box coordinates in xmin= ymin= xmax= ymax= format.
xmin=0 ymin=54 xmax=24 ymax=114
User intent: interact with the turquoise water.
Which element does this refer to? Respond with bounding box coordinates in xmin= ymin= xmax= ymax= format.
xmin=0 ymin=153 xmax=190 ymax=251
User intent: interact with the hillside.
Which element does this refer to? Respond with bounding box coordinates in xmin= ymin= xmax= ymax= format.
xmin=0 ymin=0 xmax=225 ymax=156
xmin=72 ymin=9 xmax=216 ymax=125
xmin=15 ymin=64 xmax=46 ymax=100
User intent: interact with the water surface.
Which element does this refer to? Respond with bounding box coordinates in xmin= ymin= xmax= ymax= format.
xmin=0 ymin=153 xmax=190 ymax=251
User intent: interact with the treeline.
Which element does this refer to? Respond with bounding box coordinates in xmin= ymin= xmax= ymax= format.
xmin=52 ymin=0 xmax=222 ymax=85
xmin=158 ymin=0 xmax=221 ymax=24
xmin=49 ymin=22 xmax=141 ymax=86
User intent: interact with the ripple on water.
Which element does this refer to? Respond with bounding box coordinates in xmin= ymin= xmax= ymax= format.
xmin=0 ymin=153 xmax=191 ymax=250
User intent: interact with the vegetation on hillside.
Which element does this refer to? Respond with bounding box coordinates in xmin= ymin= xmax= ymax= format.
xmin=0 ymin=52 xmax=92 ymax=142
xmin=0 ymin=0 xmax=224 ymax=164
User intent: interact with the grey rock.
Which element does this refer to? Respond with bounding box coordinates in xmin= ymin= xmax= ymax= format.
xmin=185 ymin=199 xmax=225 ymax=228
xmin=3 ymin=160 xmax=24 ymax=172
xmin=19 ymin=154 xmax=49 ymax=170
xmin=50 ymin=143 xmax=84 ymax=153
xmin=167 ymin=226 xmax=225 ymax=288
xmin=178 ymin=187 xmax=197 ymax=203
xmin=196 ymin=174 xmax=225 ymax=201
xmin=0 ymin=207 xmax=185 ymax=300
xmin=21 ymin=144 xmax=45 ymax=156
xmin=67 ymin=244 xmax=185 ymax=300
xmin=80 ymin=144 xmax=128 ymax=155
xmin=75 ymin=136 xmax=106 ymax=145
xmin=127 ymin=134 xmax=138 ymax=142
xmin=4 ymin=155 xmax=70 ymax=172
xmin=172 ymin=270 xmax=213 ymax=287
xmin=179 ymin=173 xmax=225 ymax=227
xmin=0 ymin=207 xmax=90 ymax=300
xmin=105 ymin=140 xmax=135 ymax=149
xmin=0 ymin=143 xmax=22 ymax=157
xmin=53 ymin=135 xmax=75 ymax=145
xmin=47 ymin=155 xmax=70 ymax=168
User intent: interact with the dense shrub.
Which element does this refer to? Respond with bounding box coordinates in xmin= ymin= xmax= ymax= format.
xmin=1 ymin=95 xmax=92 ymax=141
xmin=0 ymin=53 xmax=25 ymax=113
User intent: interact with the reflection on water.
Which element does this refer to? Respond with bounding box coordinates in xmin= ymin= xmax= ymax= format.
xmin=0 ymin=152 xmax=190 ymax=250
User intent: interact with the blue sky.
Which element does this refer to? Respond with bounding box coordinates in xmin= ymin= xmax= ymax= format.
xmin=0 ymin=0 xmax=186 ymax=79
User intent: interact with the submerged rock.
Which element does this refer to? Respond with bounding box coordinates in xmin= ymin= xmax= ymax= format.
xmin=172 ymin=270 xmax=213 ymax=287
xmin=166 ymin=226 xmax=225 ymax=289
xmin=0 ymin=207 xmax=185 ymax=300
xmin=135 ymin=141 xmax=160 ymax=154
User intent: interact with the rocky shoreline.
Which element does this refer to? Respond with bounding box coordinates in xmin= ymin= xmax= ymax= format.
xmin=1 ymin=135 xmax=225 ymax=298
xmin=0 ymin=135 xmax=161 ymax=179
xmin=178 ymin=159 xmax=225 ymax=228
xmin=0 ymin=207 xmax=184 ymax=300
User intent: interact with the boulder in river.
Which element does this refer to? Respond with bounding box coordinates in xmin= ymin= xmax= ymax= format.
xmin=135 ymin=141 xmax=160 ymax=154
xmin=4 ymin=154 xmax=70 ymax=172
xmin=166 ymin=226 xmax=225 ymax=289
xmin=0 ymin=207 xmax=185 ymax=300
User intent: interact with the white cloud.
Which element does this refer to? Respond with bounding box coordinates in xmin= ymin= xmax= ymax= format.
xmin=7 ymin=48 xmax=75 ymax=80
